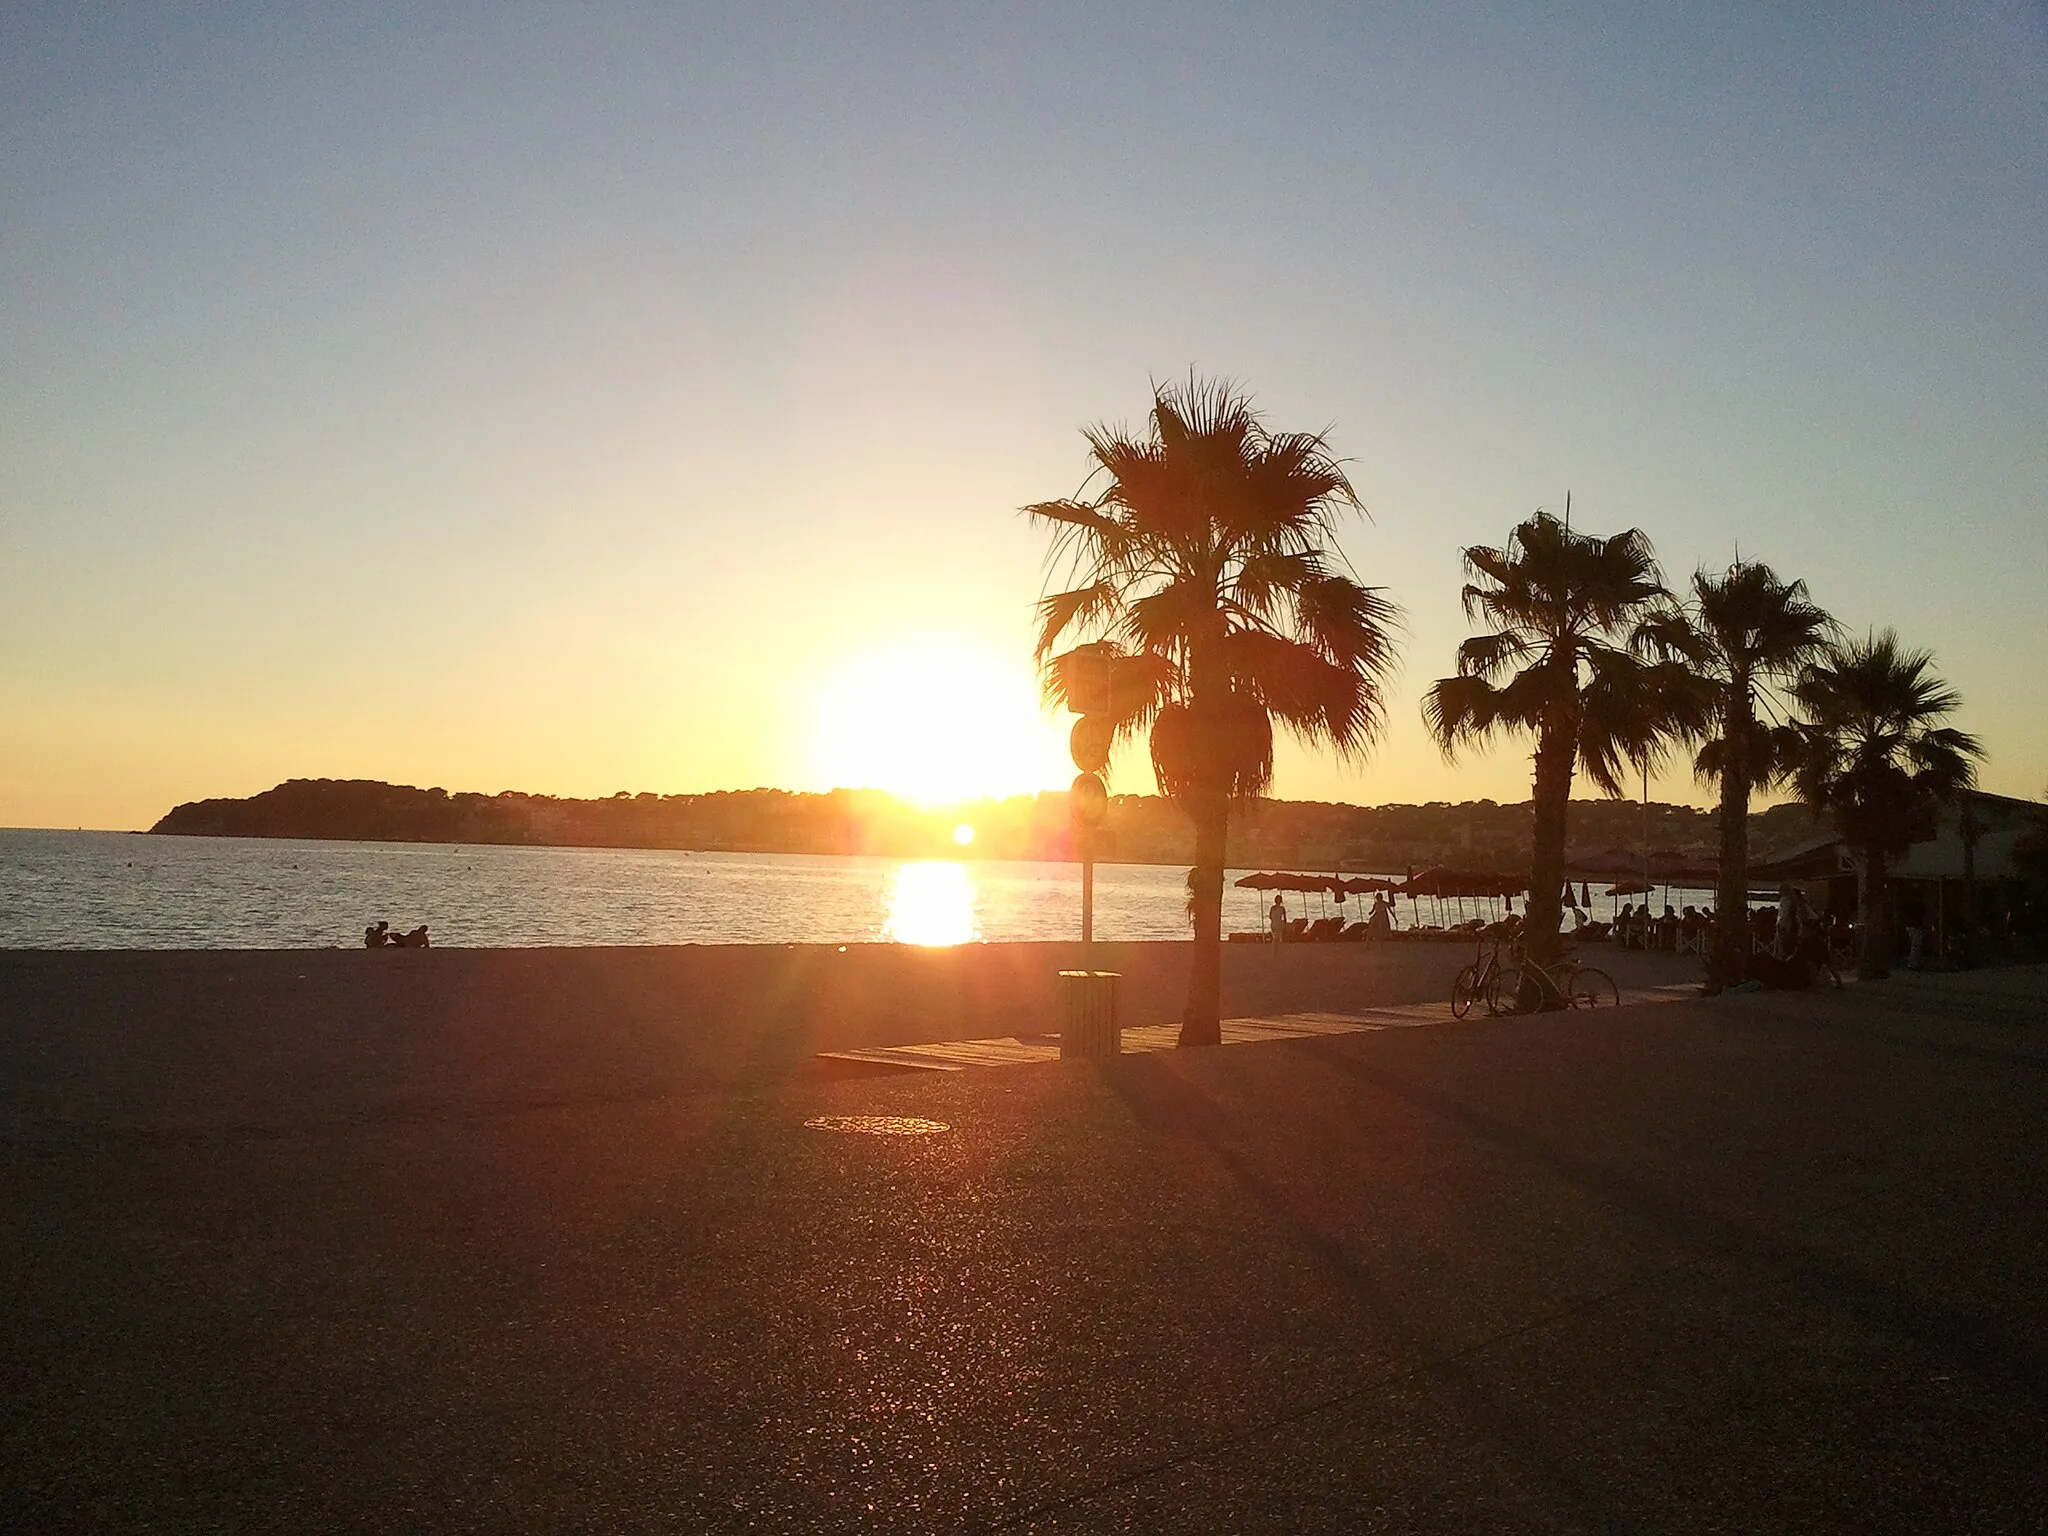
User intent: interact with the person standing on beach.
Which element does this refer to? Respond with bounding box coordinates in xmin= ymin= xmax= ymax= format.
xmin=1269 ymin=894 xmax=1287 ymax=946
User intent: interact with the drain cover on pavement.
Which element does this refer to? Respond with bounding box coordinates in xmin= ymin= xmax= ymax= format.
xmin=804 ymin=1115 xmax=949 ymax=1136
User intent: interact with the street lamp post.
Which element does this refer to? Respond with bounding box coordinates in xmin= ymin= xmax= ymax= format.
xmin=1060 ymin=661 xmax=1118 ymax=1058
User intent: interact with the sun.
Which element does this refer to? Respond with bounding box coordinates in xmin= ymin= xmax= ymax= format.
xmin=808 ymin=638 xmax=1074 ymax=804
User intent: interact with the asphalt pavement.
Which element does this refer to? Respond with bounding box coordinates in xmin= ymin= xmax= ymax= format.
xmin=3 ymin=958 xmax=2044 ymax=1531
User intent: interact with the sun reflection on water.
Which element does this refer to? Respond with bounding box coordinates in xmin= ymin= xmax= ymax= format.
xmin=882 ymin=861 xmax=980 ymax=946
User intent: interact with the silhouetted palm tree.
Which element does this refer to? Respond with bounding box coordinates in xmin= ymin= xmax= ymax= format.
xmin=1424 ymin=509 xmax=1700 ymax=974
xmin=1030 ymin=380 xmax=1399 ymax=1046
xmin=1791 ymin=632 xmax=1982 ymax=979
xmin=1650 ymin=561 xmax=1835 ymax=981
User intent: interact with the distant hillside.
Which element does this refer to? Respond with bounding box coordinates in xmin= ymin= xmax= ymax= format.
xmin=152 ymin=778 xmax=1828 ymax=871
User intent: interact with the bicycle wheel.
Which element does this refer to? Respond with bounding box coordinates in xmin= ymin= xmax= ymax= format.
xmin=1487 ymin=965 xmax=1525 ymax=1015
xmin=1569 ymin=966 xmax=1621 ymax=1009
xmin=1451 ymin=964 xmax=1478 ymax=1019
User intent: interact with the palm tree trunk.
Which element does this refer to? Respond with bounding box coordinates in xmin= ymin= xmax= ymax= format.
xmin=1711 ymin=707 xmax=1751 ymax=987
xmin=1180 ymin=788 xmax=1228 ymax=1047
xmin=1525 ymin=715 xmax=1575 ymax=976
xmin=1856 ymin=845 xmax=1891 ymax=980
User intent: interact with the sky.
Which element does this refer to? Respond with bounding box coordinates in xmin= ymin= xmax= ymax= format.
xmin=5 ymin=1 xmax=2046 ymax=829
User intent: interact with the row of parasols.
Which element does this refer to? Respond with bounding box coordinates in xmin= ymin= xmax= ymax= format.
xmin=1236 ymin=860 xmax=1721 ymax=926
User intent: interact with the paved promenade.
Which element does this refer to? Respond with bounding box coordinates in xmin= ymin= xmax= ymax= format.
xmin=3 ymin=952 xmax=2044 ymax=1531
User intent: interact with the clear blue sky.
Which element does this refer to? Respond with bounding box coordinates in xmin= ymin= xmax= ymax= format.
xmin=5 ymin=2 xmax=2045 ymax=826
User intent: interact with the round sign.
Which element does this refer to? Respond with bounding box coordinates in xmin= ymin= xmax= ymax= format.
xmin=1069 ymin=714 xmax=1113 ymax=773
xmin=1070 ymin=771 xmax=1109 ymax=827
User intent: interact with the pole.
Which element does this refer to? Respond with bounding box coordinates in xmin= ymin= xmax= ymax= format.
xmin=1081 ymin=831 xmax=1094 ymax=949
xmin=1641 ymin=757 xmax=1651 ymax=910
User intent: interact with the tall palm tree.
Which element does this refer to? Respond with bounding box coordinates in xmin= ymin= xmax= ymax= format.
xmin=1791 ymin=631 xmax=1982 ymax=979
xmin=1651 ymin=561 xmax=1835 ymax=982
xmin=1029 ymin=379 xmax=1399 ymax=1046
xmin=1424 ymin=509 xmax=1700 ymax=974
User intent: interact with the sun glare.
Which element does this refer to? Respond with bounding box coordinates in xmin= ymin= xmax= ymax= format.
xmin=809 ymin=639 xmax=1072 ymax=804
xmin=952 ymin=823 xmax=975 ymax=845
xmin=882 ymin=861 xmax=980 ymax=945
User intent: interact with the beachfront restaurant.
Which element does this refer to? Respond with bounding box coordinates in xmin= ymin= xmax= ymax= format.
xmin=1748 ymin=789 xmax=2041 ymax=963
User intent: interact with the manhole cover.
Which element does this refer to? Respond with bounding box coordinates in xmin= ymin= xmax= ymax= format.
xmin=804 ymin=1115 xmax=949 ymax=1137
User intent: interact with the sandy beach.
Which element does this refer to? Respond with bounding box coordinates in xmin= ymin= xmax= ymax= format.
xmin=5 ymin=946 xmax=2044 ymax=1531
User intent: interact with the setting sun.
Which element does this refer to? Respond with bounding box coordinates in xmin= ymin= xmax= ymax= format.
xmin=807 ymin=639 xmax=1074 ymax=804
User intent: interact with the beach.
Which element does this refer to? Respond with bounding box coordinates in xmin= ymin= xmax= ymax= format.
xmin=4 ymin=945 xmax=2044 ymax=1530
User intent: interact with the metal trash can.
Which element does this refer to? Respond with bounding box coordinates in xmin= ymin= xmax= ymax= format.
xmin=1058 ymin=970 xmax=1121 ymax=1059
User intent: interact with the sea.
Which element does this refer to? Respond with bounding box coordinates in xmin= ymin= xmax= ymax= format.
xmin=0 ymin=829 xmax=1701 ymax=950
xmin=0 ymin=829 xmax=1235 ymax=949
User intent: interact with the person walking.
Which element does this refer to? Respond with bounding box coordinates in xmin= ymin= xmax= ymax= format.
xmin=1269 ymin=894 xmax=1288 ymax=946
xmin=1775 ymin=886 xmax=1805 ymax=959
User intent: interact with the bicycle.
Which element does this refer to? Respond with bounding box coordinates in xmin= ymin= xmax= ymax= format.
xmin=1487 ymin=944 xmax=1621 ymax=1014
xmin=1450 ymin=932 xmax=1514 ymax=1018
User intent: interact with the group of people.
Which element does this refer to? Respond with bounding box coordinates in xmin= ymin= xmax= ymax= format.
xmin=1613 ymin=902 xmax=1704 ymax=953
xmin=1266 ymin=891 xmax=1397 ymax=944
xmin=363 ymin=921 xmax=430 ymax=949
xmin=1612 ymin=889 xmax=1848 ymax=963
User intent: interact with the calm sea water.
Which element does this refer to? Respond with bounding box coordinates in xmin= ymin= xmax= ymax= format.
xmin=0 ymin=830 xmax=1710 ymax=950
xmin=0 ymin=829 xmax=1284 ymax=949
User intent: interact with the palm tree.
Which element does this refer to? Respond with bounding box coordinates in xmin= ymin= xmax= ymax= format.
xmin=1791 ymin=632 xmax=1982 ymax=979
xmin=1424 ymin=509 xmax=1700 ymax=975
xmin=1029 ymin=379 xmax=1399 ymax=1046
xmin=1651 ymin=561 xmax=1835 ymax=982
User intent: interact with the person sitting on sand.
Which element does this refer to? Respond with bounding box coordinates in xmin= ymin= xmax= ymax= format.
xmin=364 ymin=921 xmax=390 ymax=949
xmin=389 ymin=924 xmax=430 ymax=949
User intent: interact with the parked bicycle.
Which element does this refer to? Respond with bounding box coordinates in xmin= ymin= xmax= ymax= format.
xmin=1449 ymin=932 xmax=1516 ymax=1018
xmin=1487 ymin=943 xmax=1621 ymax=1014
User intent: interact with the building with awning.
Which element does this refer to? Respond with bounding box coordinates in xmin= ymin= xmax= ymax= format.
xmin=1748 ymin=789 xmax=2042 ymax=950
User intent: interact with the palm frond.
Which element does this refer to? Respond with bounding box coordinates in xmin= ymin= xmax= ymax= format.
xmin=1422 ymin=674 xmax=1513 ymax=753
xmin=1578 ymin=655 xmax=1697 ymax=796
xmin=1033 ymin=581 xmax=1120 ymax=660
xmin=1224 ymin=629 xmax=1381 ymax=757
xmin=1455 ymin=629 xmax=1532 ymax=682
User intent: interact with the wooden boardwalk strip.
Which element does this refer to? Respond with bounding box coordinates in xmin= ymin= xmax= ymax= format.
xmin=817 ymin=982 xmax=1698 ymax=1075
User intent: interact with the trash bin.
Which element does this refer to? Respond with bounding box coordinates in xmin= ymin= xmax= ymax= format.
xmin=1058 ymin=970 xmax=1121 ymax=1059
